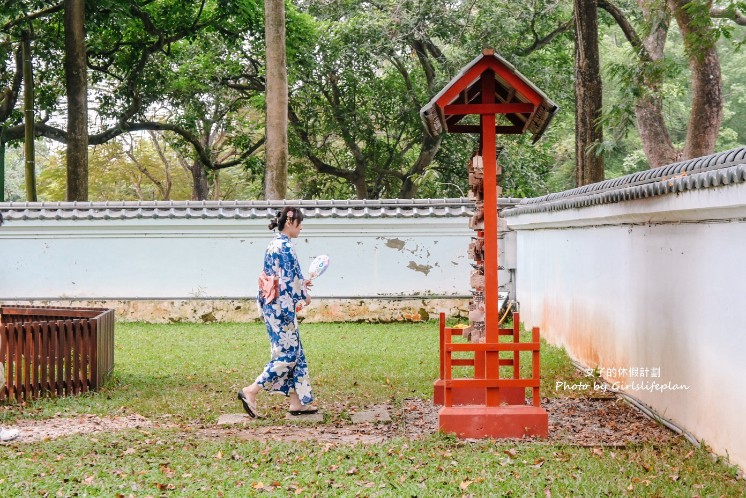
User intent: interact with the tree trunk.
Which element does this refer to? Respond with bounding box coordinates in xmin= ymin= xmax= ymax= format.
xmin=631 ymin=2 xmax=679 ymax=167
xmin=21 ymin=30 xmax=37 ymax=201
xmin=574 ymin=0 xmax=605 ymax=186
xmin=190 ymin=160 xmax=209 ymax=200
xmin=64 ymin=0 xmax=88 ymax=201
xmin=399 ymin=134 xmax=442 ymax=198
xmin=263 ymin=0 xmax=288 ymax=200
xmin=634 ymin=94 xmax=680 ymax=167
xmin=669 ymin=0 xmax=722 ymax=160
xmin=351 ymin=174 xmax=368 ymax=199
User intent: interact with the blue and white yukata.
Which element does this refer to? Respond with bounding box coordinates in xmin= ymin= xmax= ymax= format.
xmin=255 ymin=233 xmax=314 ymax=404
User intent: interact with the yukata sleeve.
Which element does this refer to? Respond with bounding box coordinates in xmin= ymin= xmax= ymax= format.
xmin=298 ymin=264 xmax=308 ymax=302
xmin=285 ymin=250 xmax=307 ymax=302
xmin=264 ymin=246 xmax=281 ymax=278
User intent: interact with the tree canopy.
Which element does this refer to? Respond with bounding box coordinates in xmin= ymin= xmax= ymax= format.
xmin=3 ymin=0 xmax=746 ymax=201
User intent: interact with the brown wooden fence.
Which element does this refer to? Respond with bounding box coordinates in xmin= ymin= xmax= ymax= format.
xmin=0 ymin=305 xmax=115 ymax=402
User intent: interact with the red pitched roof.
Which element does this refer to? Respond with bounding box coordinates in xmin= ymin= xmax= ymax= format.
xmin=420 ymin=49 xmax=558 ymax=143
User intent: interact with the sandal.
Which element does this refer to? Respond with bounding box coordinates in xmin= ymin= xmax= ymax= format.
xmin=237 ymin=390 xmax=258 ymax=418
xmin=288 ymin=406 xmax=319 ymax=416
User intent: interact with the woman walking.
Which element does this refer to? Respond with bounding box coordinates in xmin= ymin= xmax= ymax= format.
xmin=238 ymin=207 xmax=317 ymax=417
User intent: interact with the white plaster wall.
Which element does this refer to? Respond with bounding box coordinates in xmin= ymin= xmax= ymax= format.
xmin=0 ymin=216 xmax=473 ymax=300
xmin=508 ymin=180 xmax=746 ymax=471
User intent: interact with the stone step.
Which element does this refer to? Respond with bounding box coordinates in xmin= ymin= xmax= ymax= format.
xmin=217 ymin=413 xmax=254 ymax=426
xmin=350 ymin=405 xmax=392 ymax=424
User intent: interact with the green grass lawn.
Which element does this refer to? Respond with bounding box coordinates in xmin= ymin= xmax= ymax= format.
xmin=1 ymin=321 xmax=744 ymax=496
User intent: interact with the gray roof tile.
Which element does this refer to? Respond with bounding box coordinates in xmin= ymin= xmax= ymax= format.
xmin=503 ymin=146 xmax=746 ymax=217
xmin=0 ymin=198 xmax=522 ymax=222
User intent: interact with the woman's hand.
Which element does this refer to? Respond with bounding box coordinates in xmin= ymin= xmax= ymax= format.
xmin=304 ymin=279 xmax=313 ymax=305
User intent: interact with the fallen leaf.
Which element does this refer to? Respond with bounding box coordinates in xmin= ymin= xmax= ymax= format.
xmin=460 ymin=480 xmax=472 ymax=490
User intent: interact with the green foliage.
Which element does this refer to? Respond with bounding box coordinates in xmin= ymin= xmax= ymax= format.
xmin=287 ymin=0 xmax=576 ymax=199
xmin=34 ymin=135 xmax=262 ymax=201
xmin=8 ymin=0 xmax=746 ymax=199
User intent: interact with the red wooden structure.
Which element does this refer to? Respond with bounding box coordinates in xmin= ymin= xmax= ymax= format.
xmin=421 ymin=49 xmax=557 ymax=438
xmin=0 ymin=305 xmax=115 ymax=402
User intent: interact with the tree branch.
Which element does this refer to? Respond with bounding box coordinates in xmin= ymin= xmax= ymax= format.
xmin=598 ymin=0 xmax=651 ymax=61
xmin=710 ymin=5 xmax=746 ymax=26
xmin=211 ymin=136 xmax=265 ymax=170
xmin=515 ymin=19 xmax=574 ymax=56
xmin=1 ymin=120 xmax=216 ymax=169
xmin=0 ymin=44 xmax=23 ymax=122
xmin=124 ymin=137 xmax=167 ymax=195
xmin=1 ymin=2 xmax=63 ymax=31
xmin=288 ymin=105 xmax=358 ymax=181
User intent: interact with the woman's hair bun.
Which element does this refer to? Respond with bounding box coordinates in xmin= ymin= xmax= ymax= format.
xmin=267 ymin=212 xmax=280 ymax=230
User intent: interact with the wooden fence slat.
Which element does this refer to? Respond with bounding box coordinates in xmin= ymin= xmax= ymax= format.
xmin=52 ymin=321 xmax=59 ymax=397
xmin=91 ymin=319 xmax=99 ymax=389
xmin=83 ymin=320 xmax=91 ymax=392
xmin=31 ymin=322 xmax=40 ymax=398
xmin=56 ymin=320 xmax=65 ymax=397
xmin=10 ymin=324 xmax=18 ymax=401
xmin=40 ymin=322 xmax=48 ymax=394
xmin=64 ymin=320 xmax=72 ymax=396
xmin=0 ymin=325 xmax=7 ymax=401
xmin=16 ymin=324 xmax=23 ymax=402
xmin=71 ymin=321 xmax=78 ymax=394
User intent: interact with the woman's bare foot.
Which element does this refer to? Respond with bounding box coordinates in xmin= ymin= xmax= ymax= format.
xmin=288 ymin=392 xmax=317 ymax=414
xmin=242 ymin=384 xmax=259 ymax=405
xmin=238 ymin=384 xmax=261 ymax=418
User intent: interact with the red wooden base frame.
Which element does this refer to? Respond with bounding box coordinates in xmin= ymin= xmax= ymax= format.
xmin=439 ymin=405 xmax=548 ymax=439
xmin=433 ymin=380 xmax=524 ymax=406
xmin=434 ymin=312 xmax=548 ymax=439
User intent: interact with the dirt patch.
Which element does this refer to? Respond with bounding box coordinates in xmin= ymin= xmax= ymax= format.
xmin=2 ymin=395 xmax=680 ymax=447
xmin=400 ymin=396 xmax=678 ymax=446
xmin=545 ymin=396 xmax=678 ymax=446
xmin=4 ymin=414 xmax=159 ymax=443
